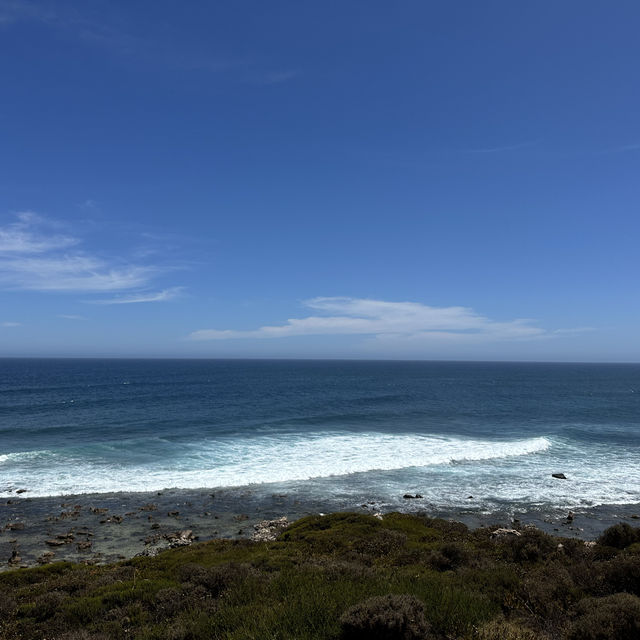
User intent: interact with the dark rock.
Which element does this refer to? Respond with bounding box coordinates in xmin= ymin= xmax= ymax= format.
xmin=8 ymin=548 xmax=21 ymax=566
xmin=168 ymin=511 xmax=180 ymax=517
xmin=403 ymin=494 xmax=423 ymax=499
xmin=90 ymin=507 xmax=108 ymax=514
xmin=5 ymin=522 xmax=25 ymax=531
xmin=15 ymin=489 xmax=27 ymax=494
xmin=552 ymin=473 xmax=567 ymax=479
xmin=45 ymin=539 xmax=66 ymax=547
xmin=76 ymin=540 xmax=92 ymax=551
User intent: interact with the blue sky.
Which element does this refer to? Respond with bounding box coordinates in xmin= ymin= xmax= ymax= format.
xmin=1 ymin=1 xmax=639 ymax=360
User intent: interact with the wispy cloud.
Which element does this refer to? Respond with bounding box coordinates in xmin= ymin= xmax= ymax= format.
xmin=0 ymin=211 xmax=79 ymax=254
xmin=1 ymin=321 xmax=21 ymax=327
xmin=58 ymin=314 xmax=85 ymax=320
xmin=89 ymin=287 xmax=183 ymax=305
xmin=0 ymin=212 xmax=179 ymax=295
xmin=189 ymin=297 xmax=549 ymax=343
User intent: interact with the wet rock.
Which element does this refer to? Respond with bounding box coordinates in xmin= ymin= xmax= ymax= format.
xmin=8 ymin=548 xmax=21 ymax=566
xmin=90 ymin=507 xmax=108 ymax=514
xmin=251 ymin=516 xmax=289 ymax=542
xmin=37 ymin=551 xmax=55 ymax=564
xmin=233 ymin=514 xmax=249 ymax=521
xmin=403 ymin=494 xmax=423 ymax=499
xmin=552 ymin=473 xmax=567 ymax=479
xmin=45 ymin=539 xmax=67 ymax=547
xmin=139 ymin=503 xmax=157 ymax=511
xmin=167 ymin=511 xmax=180 ymax=517
xmin=567 ymin=511 xmax=575 ymax=522
xmin=15 ymin=489 xmax=27 ymax=494
xmin=490 ymin=528 xmax=522 ymax=541
xmin=151 ymin=522 xmax=160 ymax=529
xmin=76 ymin=540 xmax=92 ymax=551
xmin=5 ymin=522 xmax=25 ymax=531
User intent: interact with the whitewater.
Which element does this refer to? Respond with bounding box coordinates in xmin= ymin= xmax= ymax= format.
xmin=1 ymin=359 xmax=639 ymax=514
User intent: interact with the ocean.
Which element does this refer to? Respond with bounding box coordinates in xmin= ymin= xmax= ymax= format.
xmin=1 ymin=359 xmax=639 ymax=518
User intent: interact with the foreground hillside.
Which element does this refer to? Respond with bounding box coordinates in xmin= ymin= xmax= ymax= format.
xmin=1 ymin=512 xmax=639 ymax=640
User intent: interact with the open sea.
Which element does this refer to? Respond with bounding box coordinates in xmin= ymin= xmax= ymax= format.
xmin=1 ymin=359 xmax=639 ymax=519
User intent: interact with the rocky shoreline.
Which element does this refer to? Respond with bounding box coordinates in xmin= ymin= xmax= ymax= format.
xmin=2 ymin=486 xmax=640 ymax=570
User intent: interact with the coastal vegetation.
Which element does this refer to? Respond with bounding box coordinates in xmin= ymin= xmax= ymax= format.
xmin=0 ymin=513 xmax=639 ymax=639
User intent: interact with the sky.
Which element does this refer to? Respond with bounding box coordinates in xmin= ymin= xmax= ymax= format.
xmin=0 ymin=0 xmax=639 ymax=361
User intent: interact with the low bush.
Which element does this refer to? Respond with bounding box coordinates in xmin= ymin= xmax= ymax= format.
xmin=339 ymin=594 xmax=433 ymax=640
xmin=473 ymin=618 xmax=540 ymax=640
xmin=597 ymin=523 xmax=640 ymax=549
xmin=565 ymin=592 xmax=640 ymax=639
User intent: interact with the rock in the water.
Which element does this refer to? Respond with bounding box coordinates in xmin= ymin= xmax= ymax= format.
xmin=490 ymin=528 xmax=522 ymax=541
xmin=251 ymin=516 xmax=289 ymax=542
xmin=566 ymin=511 xmax=574 ymax=522
xmin=403 ymin=494 xmax=423 ymax=499
xmin=8 ymin=548 xmax=21 ymax=566
xmin=15 ymin=489 xmax=27 ymax=494
xmin=552 ymin=473 xmax=567 ymax=479
xmin=37 ymin=551 xmax=55 ymax=564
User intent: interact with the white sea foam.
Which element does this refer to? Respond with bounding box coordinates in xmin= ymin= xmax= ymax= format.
xmin=0 ymin=432 xmax=552 ymax=497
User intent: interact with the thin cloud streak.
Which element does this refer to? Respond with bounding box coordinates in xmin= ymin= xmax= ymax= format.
xmin=189 ymin=297 xmax=549 ymax=343
xmin=89 ymin=287 xmax=183 ymax=305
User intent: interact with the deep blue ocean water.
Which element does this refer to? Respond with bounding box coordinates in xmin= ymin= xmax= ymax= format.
xmin=1 ymin=359 xmax=639 ymax=515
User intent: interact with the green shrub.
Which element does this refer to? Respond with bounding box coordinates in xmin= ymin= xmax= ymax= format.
xmin=600 ymin=554 xmax=640 ymax=596
xmin=177 ymin=562 xmax=252 ymax=597
xmin=339 ymin=594 xmax=433 ymax=640
xmin=508 ymin=529 xmax=557 ymax=563
xmin=428 ymin=542 xmax=470 ymax=571
xmin=597 ymin=523 xmax=640 ymax=549
xmin=566 ymin=592 xmax=640 ymax=640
